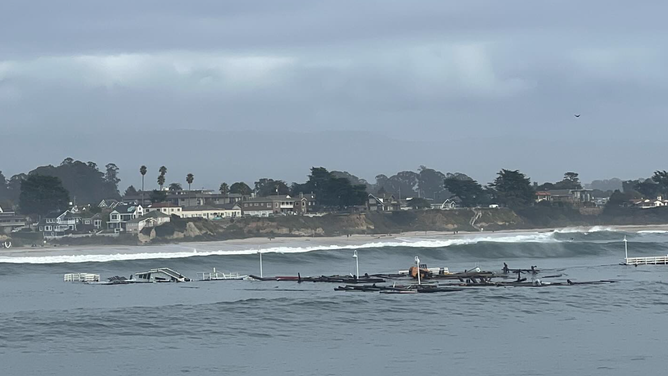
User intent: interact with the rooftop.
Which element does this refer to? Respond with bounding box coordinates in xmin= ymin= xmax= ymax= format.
xmin=246 ymin=195 xmax=295 ymax=202
xmin=149 ymin=202 xmax=180 ymax=208
xmin=144 ymin=211 xmax=170 ymax=218
xmin=113 ymin=204 xmax=142 ymax=214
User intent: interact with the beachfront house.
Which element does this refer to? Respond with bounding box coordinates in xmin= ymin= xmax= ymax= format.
xmin=635 ymin=196 xmax=668 ymax=209
xmin=535 ymin=189 xmax=593 ymax=206
xmin=38 ymin=210 xmax=79 ymax=237
xmin=242 ymin=197 xmax=276 ymax=217
xmin=242 ymin=195 xmax=313 ymax=216
xmin=122 ymin=190 xmax=245 ymax=207
xmin=108 ymin=204 xmax=144 ymax=232
xmin=180 ymin=204 xmax=242 ymax=219
xmin=367 ymin=194 xmax=401 ymax=212
xmin=431 ymin=198 xmax=460 ymax=210
xmin=126 ymin=211 xmax=171 ymax=233
xmin=0 ymin=206 xmax=27 ymax=235
xmin=145 ymin=202 xmax=183 ymax=216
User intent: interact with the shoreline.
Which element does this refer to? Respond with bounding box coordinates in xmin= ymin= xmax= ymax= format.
xmin=2 ymin=223 xmax=668 ymax=260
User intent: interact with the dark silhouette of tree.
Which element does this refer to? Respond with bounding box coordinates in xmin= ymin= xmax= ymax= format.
xmin=19 ymin=175 xmax=70 ymax=216
xmin=634 ymin=179 xmax=659 ymax=199
xmin=140 ymin=165 xmax=147 ymax=203
xmin=29 ymin=158 xmax=119 ymax=203
xmin=0 ymin=171 xmax=7 ymax=201
xmin=418 ymin=166 xmax=448 ymax=200
xmin=605 ymin=190 xmax=632 ymax=211
xmin=553 ymin=172 xmax=582 ymax=190
xmin=292 ymin=167 xmax=367 ymax=208
xmin=158 ymin=166 xmax=167 ymax=190
xmin=168 ymin=183 xmax=182 ymax=191
xmin=124 ymin=185 xmax=138 ymax=196
xmin=489 ymin=169 xmax=534 ymax=208
xmin=230 ymin=182 xmax=252 ymax=195
xmin=186 ymin=173 xmax=194 ymax=191
xmin=651 ymin=170 xmax=668 ymax=196
xmin=331 ymin=171 xmax=373 ymax=192
xmin=444 ymin=173 xmax=486 ymax=207
xmin=374 ymin=171 xmax=419 ymax=198
xmin=149 ymin=190 xmax=167 ymax=203
xmin=254 ymin=178 xmax=289 ymax=196
xmin=219 ymin=182 xmax=229 ymax=195
xmin=6 ymin=174 xmax=27 ymax=202
xmin=140 ymin=165 xmax=147 ymax=188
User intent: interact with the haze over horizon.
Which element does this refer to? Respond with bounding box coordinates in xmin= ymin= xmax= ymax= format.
xmin=2 ymin=1 xmax=667 ymax=189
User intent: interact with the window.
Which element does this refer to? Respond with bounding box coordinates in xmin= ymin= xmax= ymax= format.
xmin=111 ymin=214 xmax=118 ymax=220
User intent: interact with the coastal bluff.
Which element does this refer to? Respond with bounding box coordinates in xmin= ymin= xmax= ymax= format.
xmin=14 ymin=206 xmax=668 ymax=247
xmin=138 ymin=208 xmax=522 ymax=244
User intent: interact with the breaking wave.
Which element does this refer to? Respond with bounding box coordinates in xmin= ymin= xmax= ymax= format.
xmin=554 ymin=226 xmax=616 ymax=234
xmin=0 ymin=232 xmax=560 ymax=264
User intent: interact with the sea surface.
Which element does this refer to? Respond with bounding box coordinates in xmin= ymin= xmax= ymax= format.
xmin=2 ymin=228 xmax=668 ymax=376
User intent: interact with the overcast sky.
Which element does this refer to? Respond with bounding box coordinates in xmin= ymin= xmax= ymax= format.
xmin=1 ymin=1 xmax=667 ymax=189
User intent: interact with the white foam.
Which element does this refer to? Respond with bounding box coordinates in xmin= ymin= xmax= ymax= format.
xmin=587 ymin=226 xmax=615 ymax=233
xmin=637 ymin=230 xmax=668 ymax=234
xmin=0 ymin=232 xmax=559 ymax=264
xmin=554 ymin=226 xmax=616 ymax=234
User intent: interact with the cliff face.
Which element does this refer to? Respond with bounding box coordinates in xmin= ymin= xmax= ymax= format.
xmin=28 ymin=207 xmax=668 ymax=246
xmin=146 ymin=209 xmax=522 ymax=243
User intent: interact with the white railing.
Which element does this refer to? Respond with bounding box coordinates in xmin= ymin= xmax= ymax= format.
xmin=198 ymin=271 xmax=246 ymax=281
xmin=64 ymin=273 xmax=100 ymax=282
xmin=625 ymin=256 xmax=668 ymax=265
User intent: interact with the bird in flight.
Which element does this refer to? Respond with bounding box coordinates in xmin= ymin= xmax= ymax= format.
xmin=574 ymin=114 xmax=581 ymax=118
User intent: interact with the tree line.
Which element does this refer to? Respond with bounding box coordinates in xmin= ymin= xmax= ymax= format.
xmin=5 ymin=157 xmax=667 ymax=217
xmin=0 ymin=158 xmax=122 ymax=215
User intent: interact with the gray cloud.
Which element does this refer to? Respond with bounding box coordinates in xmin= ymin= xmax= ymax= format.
xmin=1 ymin=0 xmax=667 ymax=187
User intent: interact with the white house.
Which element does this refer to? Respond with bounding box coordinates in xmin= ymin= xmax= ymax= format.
xmin=180 ymin=204 xmax=241 ymax=219
xmin=431 ymin=198 xmax=459 ymax=210
xmin=38 ymin=210 xmax=79 ymax=237
xmin=0 ymin=207 xmax=27 ymax=235
xmin=145 ymin=202 xmax=183 ymax=216
xmin=108 ymin=204 xmax=144 ymax=232
xmin=126 ymin=211 xmax=171 ymax=233
xmin=637 ymin=196 xmax=668 ymax=209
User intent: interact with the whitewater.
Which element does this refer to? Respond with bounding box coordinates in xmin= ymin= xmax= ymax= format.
xmin=0 ymin=230 xmax=578 ymax=264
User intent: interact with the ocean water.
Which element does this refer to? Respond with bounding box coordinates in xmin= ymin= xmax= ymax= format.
xmin=1 ymin=229 xmax=668 ymax=376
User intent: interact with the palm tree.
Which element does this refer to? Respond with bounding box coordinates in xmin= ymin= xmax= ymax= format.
xmin=140 ymin=166 xmax=147 ymax=190
xmin=186 ymin=173 xmax=194 ymax=191
xmin=168 ymin=183 xmax=182 ymax=191
xmin=219 ymin=182 xmax=229 ymax=195
xmin=158 ymin=166 xmax=167 ymax=190
xmin=140 ymin=165 xmax=147 ymax=204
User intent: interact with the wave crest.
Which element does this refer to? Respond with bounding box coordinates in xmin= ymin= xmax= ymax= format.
xmin=0 ymin=232 xmax=561 ymax=264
